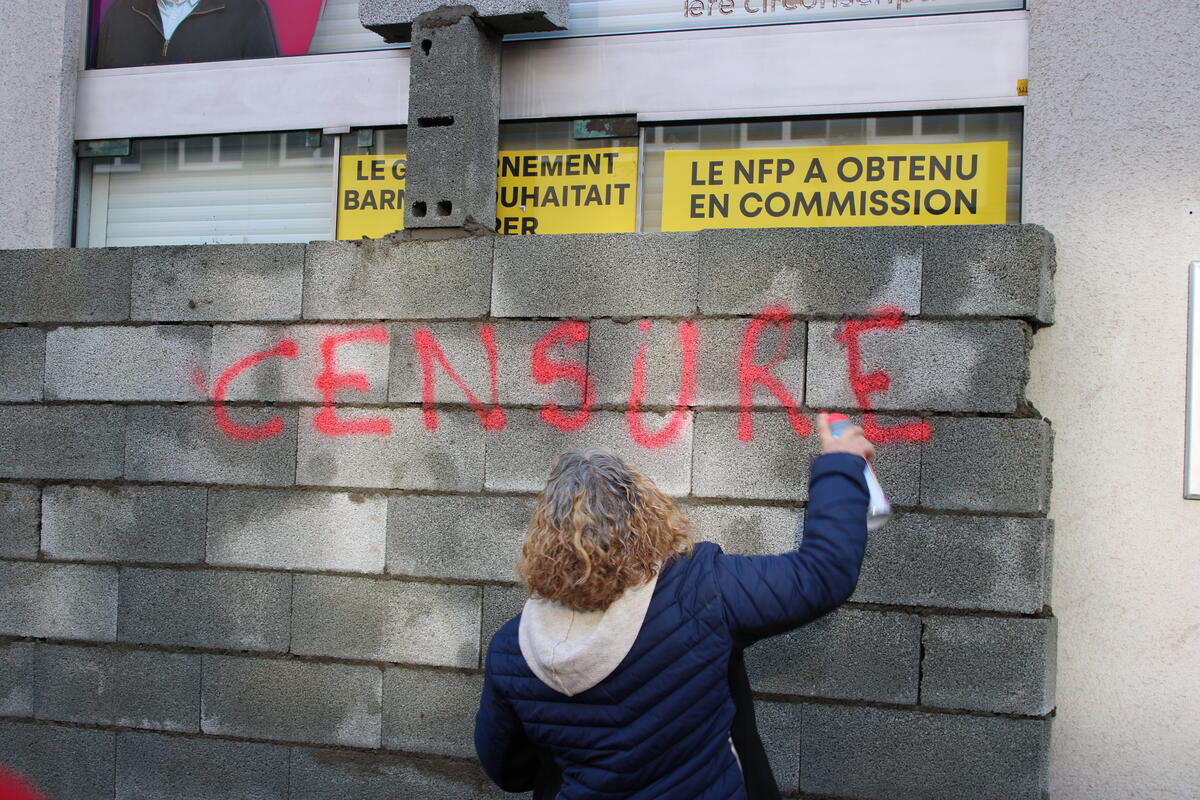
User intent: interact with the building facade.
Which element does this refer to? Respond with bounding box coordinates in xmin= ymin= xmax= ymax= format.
xmin=0 ymin=1 xmax=1197 ymax=798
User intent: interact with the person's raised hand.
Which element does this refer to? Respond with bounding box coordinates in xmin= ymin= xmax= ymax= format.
xmin=817 ymin=412 xmax=875 ymax=461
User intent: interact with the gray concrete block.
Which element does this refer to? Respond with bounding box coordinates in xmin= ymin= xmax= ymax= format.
xmin=382 ymin=667 xmax=483 ymax=756
xmin=125 ymin=405 xmax=297 ymax=486
xmin=290 ymin=747 xmax=500 ymax=800
xmin=390 ymin=320 xmax=586 ymax=408
xmin=0 ymin=405 xmax=124 ymax=479
xmin=691 ymin=411 xmax=920 ymax=503
xmin=202 ymin=655 xmax=382 ymax=747
xmin=0 ymin=721 xmax=115 ymax=800
xmin=130 ymin=244 xmax=304 ymax=322
xmin=0 ymin=247 xmax=130 ymax=322
xmin=484 ymin=408 xmax=693 ymax=495
xmin=303 ymin=236 xmax=492 ymax=319
xmin=923 ymin=224 xmax=1055 ymax=323
xmin=210 ymin=323 xmax=391 ymax=403
xmin=405 ymin=12 xmax=500 ymax=229
xmin=481 ymin=584 xmax=527 ymax=658
xmin=0 ymin=562 xmax=116 ymax=641
xmin=920 ymin=417 xmax=1052 ymax=513
xmin=922 ymin=615 xmax=1057 ymax=715
xmin=117 ymin=730 xmax=289 ymax=800
xmin=45 ymin=325 xmax=211 ymax=401
xmin=42 ymin=485 xmax=206 ymax=564
xmin=853 ymin=514 xmax=1053 ymax=613
xmin=118 ymin=567 xmax=291 ymax=652
xmin=586 ymin=318 xmax=807 ymax=408
xmin=698 ymin=227 xmax=922 ymax=315
xmin=492 ymin=233 xmax=698 ymax=318
xmin=0 ymin=484 xmax=40 ymax=558
xmin=799 ymin=704 xmax=1050 ymax=800
xmin=291 ymin=574 xmax=480 ymax=668
xmin=0 ymin=327 xmax=45 ymax=401
xmin=361 ymin=0 xmax=567 ymax=40
xmin=806 ymin=319 xmax=1028 ymax=413
xmin=754 ymin=700 xmax=802 ymax=794
xmin=683 ymin=503 xmax=799 ymax=554
xmin=207 ymin=488 xmax=386 ymax=573
xmin=387 ymin=494 xmax=533 ymax=581
xmin=32 ymin=644 xmax=200 ymax=732
xmin=0 ymin=641 xmax=36 ymax=716
xmin=746 ymin=609 xmax=919 ymax=703
xmin=296 ymin=407 xmax=485 ymax=491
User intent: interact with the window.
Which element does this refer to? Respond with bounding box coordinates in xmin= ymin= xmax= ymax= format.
xmin=77 ymin=133 xmax=336 ymax=247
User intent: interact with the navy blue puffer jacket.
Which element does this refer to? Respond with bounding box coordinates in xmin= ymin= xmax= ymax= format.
xmin=476 ymin=453 xmax=870 ymax=799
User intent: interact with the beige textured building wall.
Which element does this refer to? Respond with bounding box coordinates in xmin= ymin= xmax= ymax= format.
xmin=0 ymin=0 xmax=82 ymax=249
xmin=1024 ymin=2 xmax=1200 ymax=798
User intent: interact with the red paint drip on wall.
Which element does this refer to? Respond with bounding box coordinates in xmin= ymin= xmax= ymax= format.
xmin=314 ymin=326 xmax=393 ymax=436
xmin=836 ymin=306 xmax=932 ymax=444
xmin=626 ymin=320 xmax=697 ymax=449
xmin=531 ymin=321 xmax=593 ymax=432
xmin=211 ymin=339 xmax=298 ymax=441
xmin=737 ymin=304 xmax=811 ymax=441
xmin=415 ymin=325 xmax=507 ymax=431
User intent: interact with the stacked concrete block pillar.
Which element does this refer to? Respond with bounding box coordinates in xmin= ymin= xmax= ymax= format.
xmin=359 ymin=0 xmax=567 ymax=232
xmin=0 ymin=224 xmax=1055 ymax=800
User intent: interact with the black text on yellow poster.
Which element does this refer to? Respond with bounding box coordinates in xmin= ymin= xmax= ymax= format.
xmin=496 ymin=148 xmax=638 ymax=234
xmin=337 ymin=154 xmax=407 ymax=240
xmin=661 ymin=142 xmax=1008 ymax=231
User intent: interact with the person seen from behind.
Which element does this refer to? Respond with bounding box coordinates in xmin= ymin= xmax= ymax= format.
xmin=475 ymin=412 xmax=875 ymax=799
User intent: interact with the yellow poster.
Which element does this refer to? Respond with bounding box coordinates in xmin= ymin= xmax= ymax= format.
xmin=661 ymin=142 xmax=1008 ymax=231
xmin=336 ymin=154 xmax=407 ymax=240
xmin=496 ymin=147 xmax=638 ymax=234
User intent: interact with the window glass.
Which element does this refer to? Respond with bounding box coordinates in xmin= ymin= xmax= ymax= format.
xmin=88 ymin=0 xmax=1025 ymax=68
xmin=641 ymin=109 xmax=1023 ymax=232
xmin=77 ymin=132 xmax=335 ymax=246
xmin=87 ymin=0 xmax=396 ymax=69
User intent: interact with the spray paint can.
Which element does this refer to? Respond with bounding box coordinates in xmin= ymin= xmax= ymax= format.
xmin=825 ymin=413 xmax=891 ymax=531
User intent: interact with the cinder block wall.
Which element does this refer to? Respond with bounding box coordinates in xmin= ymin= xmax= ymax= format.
xmin=0 ymin=226 xmax=1056 ymax=800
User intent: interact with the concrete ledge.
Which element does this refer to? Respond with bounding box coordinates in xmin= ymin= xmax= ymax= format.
xmin=747 ymin=608 xmax=920 ymax=703
xmin=291 ymin=575 xmax=481 ymax=668
xmin=921 ymin=615 xmax=1057 ymax=715
xmin=201 ymin=655 xmax=383 ymax=748
xmin=698 ymin=227 xmax=922 ymax=316
xmin=0 ymin=248 xmax=130 ymax=323
xmin=0 ymin=721 xmax=115 ymax=800
xmin=117 ymin=730 xmax=289 ymax=800
xmin=118 ymin=567 xmax=291 ymax=653
xmin=491 ymin=233 xmax=698 ymax=318
xmin=130 ymin=244 xmax=303 ymax=322
xmin=303 ymin=237 xmax=492 ymax=320
xmin=923 ymin=224 xmax=1055 ymax=323
xmin=0 ymin=484 xmax=40 ymax=559
xmin=799 ymin=704 xmax=1050 ymax=800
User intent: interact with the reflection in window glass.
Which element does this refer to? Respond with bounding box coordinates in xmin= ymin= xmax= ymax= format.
xmin=76 ymin=132 xmax=336 ymax=246
xmin=640 ymin=109 xmax=1023 ymax=231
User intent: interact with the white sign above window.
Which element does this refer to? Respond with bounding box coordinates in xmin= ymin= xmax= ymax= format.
xmin=514 ymin=0 xmax=1025 ymax=39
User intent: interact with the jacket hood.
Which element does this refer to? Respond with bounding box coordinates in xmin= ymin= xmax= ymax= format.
xmin=518 ymin=574 xmax=659 ymax=697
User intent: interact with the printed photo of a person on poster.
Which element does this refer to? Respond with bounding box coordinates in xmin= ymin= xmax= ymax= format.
xmin=94 ymin=0 xmax=279 ymax=68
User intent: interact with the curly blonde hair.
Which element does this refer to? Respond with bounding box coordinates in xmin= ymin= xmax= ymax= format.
xmin=517 ymin=449 xmax=693 ymax=612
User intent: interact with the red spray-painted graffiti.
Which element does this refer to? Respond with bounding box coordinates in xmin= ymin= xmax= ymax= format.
xmin=737 ymin=305 xmax=810 ymax=442
xmin=205 ymin=306 xmax=929 ymax=448
xmin=836 ymin=306 xmax=932 ymax=444
xmin=212 ymin=338 xmax=298 ymax=441
xmin=627 ymin=319 xmax=698 ymax=449
xmin=315 ymin=326 xmax=392 ymax=437
xmin=531 ymin=321 xmax=593 ymax=432
xmin=415 ymin=325 xmax=507 ymax=432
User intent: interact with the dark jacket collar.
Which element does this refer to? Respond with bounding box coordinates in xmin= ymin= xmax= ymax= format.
xmin=130 ymin=0 xmax=227 ymax=18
